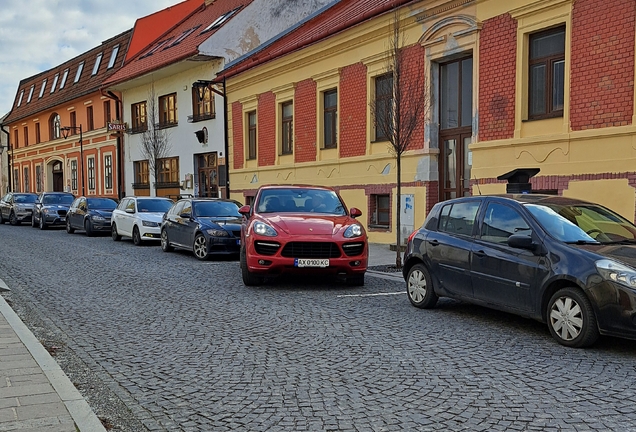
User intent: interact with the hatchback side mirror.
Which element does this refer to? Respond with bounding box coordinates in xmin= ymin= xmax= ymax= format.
xmin=125 ymin=208 xmax=135 ymax=214
xmin=179 ymin=213 xmax=192 ymax=219
xmin=349 ymin=207 xmax=362 ymax=218
xmin=238 ymin=205 xmax=251 ymax=217
xmin=508 ymin=234 xmax=536 ymax=250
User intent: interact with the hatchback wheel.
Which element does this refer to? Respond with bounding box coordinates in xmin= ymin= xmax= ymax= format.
xmin=132 ymin=226 xmax=142 ymax=246
xmin=547 ymin=287 xmax=599 ymax=348
xmin=66 ymin=219 xmax=75 ymax=234
xmin=9 ymin=212 xmax=19 ymax=226
xmin=31 ymin=216 xmax=37 ymax=227
xmin=406 ymin=263 xmax=438 ymax=309
xmin=84 ymin=220 xmax=94 ymax=237
xmin=193 ymin=233 xmax=209 ymax=260
xmin=39 ymin=215 xmax=46 ymax=230
xmin=161 ymin=229 xmax=173 ymax=252
xmin=111 ymin=223 xmax=121 ymax=241
xmin=0 ymin=212 xmax=4 ymax=224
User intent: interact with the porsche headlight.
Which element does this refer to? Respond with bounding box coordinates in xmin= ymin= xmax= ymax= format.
xmin=344 ymin=224 xmax=363 ymax=238
xmin=253 ymin=221 xmax=277 ymax=237
xmin=206 ymin=229 xmax=229 ymax=237
xmin=596 ymin=259 xmax=636 ymax=289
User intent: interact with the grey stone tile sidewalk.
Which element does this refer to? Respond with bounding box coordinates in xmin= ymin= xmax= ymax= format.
xmin=0 ymin=278 xmax=105 ymax=432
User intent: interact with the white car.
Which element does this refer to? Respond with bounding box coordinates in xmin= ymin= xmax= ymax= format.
xmin=111 ymin=196 xmax=174 ymax=245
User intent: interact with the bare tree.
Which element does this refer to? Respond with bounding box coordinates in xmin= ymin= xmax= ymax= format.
xmin=140 ymin=84 xmax=171 ymax=196
xmin=370 ymin=8 xmax=428 ymax=269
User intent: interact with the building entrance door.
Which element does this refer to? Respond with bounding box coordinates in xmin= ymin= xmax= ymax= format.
xmin=52 ymin=162 xmax=64 ymax=192
xmin=439 ymin=56 xmax=473 ymax=201
xmin=197 ymin=153 xmax=218 ymax=198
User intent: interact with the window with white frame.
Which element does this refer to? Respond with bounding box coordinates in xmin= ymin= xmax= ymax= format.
xmin=104 ymin=155 xmax=113 ymax=189
xmin=87 ymin=157 xmax=95 ymax=190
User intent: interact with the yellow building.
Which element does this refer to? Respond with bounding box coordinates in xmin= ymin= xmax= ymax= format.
xmin=218 ymin=0 xmax=636 ymax=244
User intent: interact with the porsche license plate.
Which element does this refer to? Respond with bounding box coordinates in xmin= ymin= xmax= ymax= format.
xmin=295 ymin=258 xmax=329 ymax=268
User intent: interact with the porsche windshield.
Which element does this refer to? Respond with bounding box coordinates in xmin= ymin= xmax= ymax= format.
xmin=257 ymin=189 xmax=346 ymax=215
xmin=526 ymin=202 xmax=636 ymax=244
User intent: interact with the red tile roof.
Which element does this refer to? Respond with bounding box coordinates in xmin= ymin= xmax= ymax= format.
xmin=104 ymin=0 xmax=253 ymax=88
xmin=219 ymin=0 xmax=416 ymax=79
xmin=126 ymin=0 xmax=201 ymax=61
xmin=4 ymin=30 xmax=133 ymax=124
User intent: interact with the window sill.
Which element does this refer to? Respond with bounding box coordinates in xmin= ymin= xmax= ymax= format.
xmin=523 ymin=112 xmax=563 ymax=122
xmin=132 ymin=183 xmax=150 ymax=189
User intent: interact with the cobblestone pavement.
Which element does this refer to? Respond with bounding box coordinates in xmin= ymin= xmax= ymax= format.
xmin=2 ymin=224 xmax=636 ymax=431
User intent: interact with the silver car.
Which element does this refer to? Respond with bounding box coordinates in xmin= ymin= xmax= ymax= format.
xmin=0 ymin=193 xmax=38 ymax=226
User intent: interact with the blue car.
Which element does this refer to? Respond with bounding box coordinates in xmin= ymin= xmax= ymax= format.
xmin=160 ymin=198 xmax=243 ymax=260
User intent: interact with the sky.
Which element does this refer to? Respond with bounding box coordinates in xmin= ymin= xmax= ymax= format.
xmin=0 ymin=0 xmax=184 ymax=117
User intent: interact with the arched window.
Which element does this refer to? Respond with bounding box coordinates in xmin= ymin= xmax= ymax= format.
xmin=49 ymin=113 xmax=61 ymax=140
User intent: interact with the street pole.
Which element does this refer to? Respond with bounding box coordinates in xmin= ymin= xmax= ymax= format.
xmin=80 ymin=125 xmax=85 ymax=196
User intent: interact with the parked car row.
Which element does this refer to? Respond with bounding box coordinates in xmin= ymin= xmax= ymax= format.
xmin=1 ymin=185 xmax=369 ymax=287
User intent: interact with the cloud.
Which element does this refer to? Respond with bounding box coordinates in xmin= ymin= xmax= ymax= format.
xmin=0 ymin=0 xmax=180 ymax=116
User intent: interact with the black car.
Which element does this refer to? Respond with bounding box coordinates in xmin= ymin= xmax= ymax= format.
xmin=161 ymin=198 xmax=242 ymax=260
xmin=0 ymin=192 xmax=38 ymax=226
xmin=403 ymin=194 xmax=636 ymax=348
xmin=66 ymin=197 xmax=118 ymax=236
xmin=32 ymin=192 xmax=75 ymax=230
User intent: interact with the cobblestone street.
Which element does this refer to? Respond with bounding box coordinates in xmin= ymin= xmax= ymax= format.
xmin=1 ymin=223 xmax=636 ymax=431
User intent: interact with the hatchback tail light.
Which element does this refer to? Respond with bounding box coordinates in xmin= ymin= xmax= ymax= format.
xmin=407 ymin=229 xmax=418 ymax=244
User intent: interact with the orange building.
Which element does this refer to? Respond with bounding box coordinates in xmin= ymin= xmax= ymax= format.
xmin=2 ymin=31 xmax=132 ymax=199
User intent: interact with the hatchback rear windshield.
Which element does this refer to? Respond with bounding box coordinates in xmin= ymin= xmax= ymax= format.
xmin=526 ymin=203 xmax=636 ymax=244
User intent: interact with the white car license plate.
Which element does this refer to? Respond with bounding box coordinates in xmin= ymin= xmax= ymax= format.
xmin=295 ymin=258 xmax=329 ymax=268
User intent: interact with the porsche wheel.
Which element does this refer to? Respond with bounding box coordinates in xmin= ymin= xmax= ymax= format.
xmin=346 ymin=274 xmax=365 ymax=286
xmin=241 ymin=248 xmax=263 ymax=286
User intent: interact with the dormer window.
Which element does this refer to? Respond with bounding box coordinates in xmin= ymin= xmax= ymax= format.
xmin=74 ymin=62 xmax=84 ymax=83
xmin=27 ymin=85 xmax=35 ymax=103
xmin=107 ymin=45 xmax=120 ymax=69
xmin=202 ymin=7 xmax=240 ymax=33
xmin=39 ymin=79 xmax=47 ymax=98
xmin=50 ymin=73 xmax=59 ymax=93
xmin=60 ymin=69 xmax=69 ymax=89
xmin=92 ymin=53 xmax=103 ymax=76
xmin=140 ymin=39 xmax=172 ymax=58
xmin=166 ymin=26 xmax=200 ymax=48
xmin=17 ymin=90 xmax=24 ymax=107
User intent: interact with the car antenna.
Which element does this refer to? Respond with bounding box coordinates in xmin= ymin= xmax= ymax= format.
xmin=473 ymin=173 xmax=482 ymax=195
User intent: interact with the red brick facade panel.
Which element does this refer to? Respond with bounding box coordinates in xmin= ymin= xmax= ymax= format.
xmin=232 ymin=101 xmax=244 ymax=169
xmin=257 ymin=92 xmax=276 ymax=166
xmin=294 ymin=79 xmax=318 ymax=163
xmin=570 ymin=0 xmax=635 ymax=130
xmin=399 ymin=44 xmax=426 ymax=151
xmin=478 ymin=13 xmax=517 ymax=141
xmin=339 ymin=62 xmax=368 ymax=158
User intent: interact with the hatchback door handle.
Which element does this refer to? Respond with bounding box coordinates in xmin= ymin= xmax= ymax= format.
xmin=428 ymin=240 xmax=439 ymax=246
xmin=473 ymin=250 xmax=486 ymax=257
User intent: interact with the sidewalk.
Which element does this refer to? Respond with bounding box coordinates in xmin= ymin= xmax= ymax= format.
xmin=0 ymin=278 xmax=105 ymax=432
xmin=0 ymin=244 xmax=397 ymax=432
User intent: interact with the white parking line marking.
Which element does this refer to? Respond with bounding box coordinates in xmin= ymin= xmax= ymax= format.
xmin=338 ymin=291 xmax=405 ymax=298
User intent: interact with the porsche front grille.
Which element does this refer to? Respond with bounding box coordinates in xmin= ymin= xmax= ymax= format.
xmin=254 ymin=241 xmax=280 ymax=256
xmin=342 ymin=242 xmax=365 ymax=257
xmin=281 ymin=242 xmax=341 ymax=258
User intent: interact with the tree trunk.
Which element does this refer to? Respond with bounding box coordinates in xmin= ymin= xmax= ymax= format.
xmin=395 ymin=154 xmax=402 ymax=269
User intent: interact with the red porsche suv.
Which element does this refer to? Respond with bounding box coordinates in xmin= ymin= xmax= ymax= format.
xmin=238 ymin=185 xmax=368 ymax=286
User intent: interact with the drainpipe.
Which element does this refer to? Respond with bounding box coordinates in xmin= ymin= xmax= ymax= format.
xmin=0 ymin=124 xmax=11 ymax=193
xmin=104 ymin=90 xmax=124 ymax=200
xmin=222 ymin=77 xmax=230 ymax=199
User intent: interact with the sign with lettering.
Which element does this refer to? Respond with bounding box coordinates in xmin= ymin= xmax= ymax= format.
xmin=108 ymin=122 xmax=127 ymax=131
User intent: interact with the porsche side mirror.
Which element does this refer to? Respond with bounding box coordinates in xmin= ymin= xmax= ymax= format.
xmin=349 ymin=207 xmax=362 ymax=218
xmin=238 ymin=205 xmax=251 ymax=216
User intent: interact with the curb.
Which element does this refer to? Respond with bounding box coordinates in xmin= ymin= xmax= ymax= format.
xmin=0 ymin=278 xmax=106 ymax=432
xmin=366 ymin=269 xmax=403 ymax=282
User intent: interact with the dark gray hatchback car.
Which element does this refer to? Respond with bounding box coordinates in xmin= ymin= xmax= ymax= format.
xmin=403 ymin=194 xmax=636 ymax=348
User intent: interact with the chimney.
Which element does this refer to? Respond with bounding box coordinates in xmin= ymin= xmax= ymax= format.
xmin=497 ymin=168 xmax=540 ymax=194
